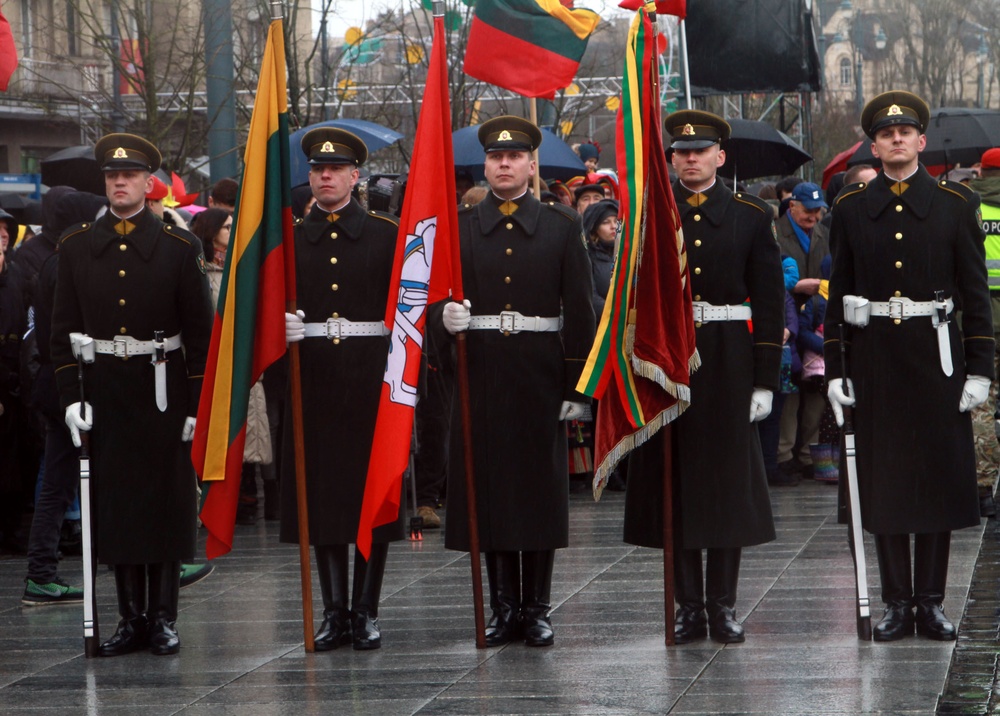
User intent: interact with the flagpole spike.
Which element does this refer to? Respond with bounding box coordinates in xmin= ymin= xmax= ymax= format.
xmin=270 ymin=0 xmax=283 ymax=21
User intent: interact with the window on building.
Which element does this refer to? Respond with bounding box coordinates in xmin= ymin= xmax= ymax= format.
xmin=840 ymin=57 xmax=852 ymax=87
xmin=66 ymin=1 xmax=79 ymax=56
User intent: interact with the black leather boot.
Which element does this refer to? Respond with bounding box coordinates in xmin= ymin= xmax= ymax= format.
xmin=314 ymin=545 xmax=351 ymax=651
xmin=485 ymin=551 xmax=521 ymax=646
xmin=100 ymin=564 xmax=149 ymax=657
xmin=520 ymin=550 xmax=555 ymax=647
xmin=351 ymin=543 xmax=388 ymax=650
xmin=674 ymin=547 xmax=707 ymax=644
xmin=706 ymin=548 xmax=744 ymax=643
xmin=914 ymin=531 xmax=956 ymax=641
xmin=147 ymin=561 xmax=181 ymax=655
xmin=873 ymin=534 xmax=915 ymax=642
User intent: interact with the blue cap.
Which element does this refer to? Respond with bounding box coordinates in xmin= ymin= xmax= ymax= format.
xmin=790 ymin=181 xmax=828 ymax=210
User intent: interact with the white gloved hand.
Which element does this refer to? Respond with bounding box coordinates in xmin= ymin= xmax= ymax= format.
xmin=559 ymin=401 xmax=587 ymax=421
xmin=959 ymin=375 xmax=991 ymax=412
xmin=285 ymin=310 xmax=305 ymax=344
xmin=181 ymin=416 xmax=197 ymax=442
xmin=826 ymin=378 xmax=856 ymax=427
xmin=443 ymin=299 xmax=472 ymax=334
xmin=749 ymin=388 xmax=773 ymax=422
xmin=65 ymin=401 xmax=93 ymax=448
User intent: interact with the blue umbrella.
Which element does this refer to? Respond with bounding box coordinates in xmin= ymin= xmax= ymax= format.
xmin=452 ymin=126 xmax=587 ymax=182
xmin=288 ymin=118 xmax=404 ymax=187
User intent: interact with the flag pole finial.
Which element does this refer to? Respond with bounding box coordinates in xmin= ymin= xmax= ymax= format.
xmin=270 ymin=0 xmax=283 ymax=21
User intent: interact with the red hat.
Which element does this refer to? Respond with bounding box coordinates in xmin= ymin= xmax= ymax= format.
xmin=146 ymin=175 xmax=169 ymax=201
xmin=981 ymin=148 xmax=1000 ymax=169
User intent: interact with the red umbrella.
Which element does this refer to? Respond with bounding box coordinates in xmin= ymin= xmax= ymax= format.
xmin=822 ymin=141 xmax=862 ymax=189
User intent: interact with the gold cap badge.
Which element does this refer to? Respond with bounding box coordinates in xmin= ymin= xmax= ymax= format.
xmin=320 ymin=141 xmax=335 ymax=152
xmin=887 ymin=104 xmax=903 ymax=116
xmin=498 ymin=130 xmax=513 ymax=142
xmin=113 ymin=147 xmax=128 ymax=159
xmin=682 ymin=123 xmax=695 ymax=136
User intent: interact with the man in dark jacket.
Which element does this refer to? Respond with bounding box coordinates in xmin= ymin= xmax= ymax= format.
xmin=625 ymin=110 xmax=784 ymax=644
xmin=826 ymin=91 xmax=995 ymax=642
xmin=282 ymin=127 xmax=403 ymax=651
xmin=51 ymin=133 xmax=213 ymax=656
xmin=441 ymin=116 xmax=595 ymax=647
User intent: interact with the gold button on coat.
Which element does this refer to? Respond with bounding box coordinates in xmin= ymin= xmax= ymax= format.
xmin=694 ymin=267 xmax=701 ymax=274
xmin=330 ymin=257 xmax=337 ymax=264
xmin=119 ymin=327 xmax=127 ymax=334
xmin=895 ymin=232 xmax=903 ymax=240
xmin=506 ymin=223 xmax=513 ymax=230
xmin=119 ymin=299 xmax=125 ymax=306
xmin=331 ymin=284 xmax=339 ymax=291
xmin=894 ymin=291 xmax=901 ymax=297
xmin=694 ymin=239 xmax=701 ymax=247
xmin=504 ymin=276 xmax=511 ymax=284
xmin=506 ymin=248 xmax=512 ymax=255
xmin=331 ymin=232 xmax=338 ymax=239
xmin=895 ymin=261 xmax=902 ymax=268
xmin=693 ymin=214 xmax=702 ymax=222
xmin=895 ymin=205 xmax=903 ymax=212
xmin=119 ymin=270 xmax=126 ymax=277
xmin=119 ymin=244 xmax=127 ymax=251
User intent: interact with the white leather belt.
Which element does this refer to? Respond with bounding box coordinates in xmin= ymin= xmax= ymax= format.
xmin=93 ymin=333 xmax=182 ymax=358
xmin=302 ymin=318 xmax=389 ymax=340
xmin=691 ymin=302 xmax=752 ymax=323
xmin=467 ymin=311 xmax=562 ymax=334
xmin=869 ymin=297 xmax=953 ymax=319
xmin=843 ymin=294 xmax=955 ymax=377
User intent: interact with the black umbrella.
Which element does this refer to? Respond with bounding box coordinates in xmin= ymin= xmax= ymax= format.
xmin=921 ymin=107 xmax=1000 ymax=168
xmin=40 ymin=145 xmax=105 ymax=195
xmin=452 ymin=126 xmax=587 ymax=182
xmin=717 ymin=119 xmax=812 ymax=181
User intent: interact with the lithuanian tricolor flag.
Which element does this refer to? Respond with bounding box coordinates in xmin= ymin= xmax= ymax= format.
xmin=191 ymin=17 xmax=293 ymax=560
xmin=463 ymin=0 xmax=599 ymax=100
xmin=576 ymin=4 xmax=697 ymax=496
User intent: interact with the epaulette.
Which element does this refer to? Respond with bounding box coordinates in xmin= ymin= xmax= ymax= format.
xmin=936 ymin=178 xmax=975 ymax=202
xmin=733 ymin=192 xmax=769 ymax=213
xmin=835 ymin=181 xmax=867 ymax=206
xmin=163 ymin=223 xmax=193 ymax=245
xmin=368 ymin=209 xmax=400 ymax=227
xmin=543 ymin=201 xmax=579 ymax=221
xmin=59 ymin=221 xmax=92 ymax=244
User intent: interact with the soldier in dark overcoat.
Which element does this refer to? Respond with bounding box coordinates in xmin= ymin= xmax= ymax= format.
xmin=282 ymin=128 xmax=403 ymax=651
xmin=51 ymin=133 xmax=213 ymax=656
xmin=441 ymin=116 xmax=595 ymax=647
xmin=825 ymin=91 xmax=995 ymax=642
xmin=625 ymin=110 xmax=784 ymax=644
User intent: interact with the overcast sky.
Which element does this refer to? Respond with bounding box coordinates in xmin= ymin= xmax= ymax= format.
xmin=314 ymin=0 xmax=622 ymax=43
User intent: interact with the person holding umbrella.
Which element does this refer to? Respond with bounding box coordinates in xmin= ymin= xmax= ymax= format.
xmin=825 ymin=90 xmax=995 ymax=642
xmin=50 ymin=133 xmax=213 ymax=655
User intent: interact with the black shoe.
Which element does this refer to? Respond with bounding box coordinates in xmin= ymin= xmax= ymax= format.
xmin=521 ymin=609 xmax=554 ymax=647
xmin=148 ymin=617 xmax=180 ymax=655
xmin=769 ymin=460 xmax=801 ymax=486
xmin=314 ymin=609 xmax=352 ymax=651
xmin=873 ymin=604 xmax=915 ymax=642
xmin=708 ymin=607 xmax=745 ymax=643
xmin=915 ymin=603 xmax=956 ymax=641
xmin=99 ymin=616 xmax=149 ymax=657
xmin=674 ymin=605 xmax=708 ymax=644
xmin=484 ymin=608 xmax=521 ymax=647
xmin=351 ymin=611 xmax=381 ymax=650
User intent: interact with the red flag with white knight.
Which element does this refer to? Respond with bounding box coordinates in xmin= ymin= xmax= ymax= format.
xmin=356 ymin=13 xmax=456 ymax=559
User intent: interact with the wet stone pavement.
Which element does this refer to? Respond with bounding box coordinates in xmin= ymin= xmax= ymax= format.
xmin=0 ymin=480 xmax=995 ymax=715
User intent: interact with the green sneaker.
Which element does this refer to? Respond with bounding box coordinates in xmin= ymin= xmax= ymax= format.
xmin=22 ymin=578 xmax=84 ymax=606
xmin=179 ymin=562 xmax=214 ymax=590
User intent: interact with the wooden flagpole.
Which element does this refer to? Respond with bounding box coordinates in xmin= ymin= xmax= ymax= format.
xmin=438 ymin=0 xmax=486 ymax=649
xmin=273 ymin=0 xmax=315 ymax=654
xmin=529 ymin=98 xmax=542 ymax=199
